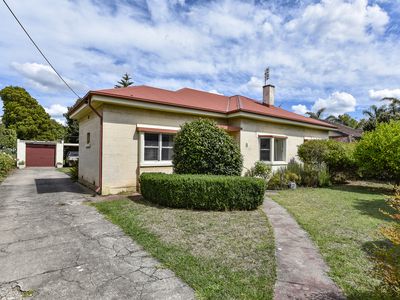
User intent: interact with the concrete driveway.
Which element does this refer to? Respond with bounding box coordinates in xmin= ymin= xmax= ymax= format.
xmin=0 ymin=168 xmax=194 ymax=300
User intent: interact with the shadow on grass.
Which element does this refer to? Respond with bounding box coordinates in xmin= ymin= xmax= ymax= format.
xmin=127 ymin=194 xmax=173 ymax=210
xmin=352 ymin=198 xmax=396 ymax=222
xmin=353 ymin=239 xmax=399 ymax=300
xmin=328 ymin=183 xmax=394 ymax=196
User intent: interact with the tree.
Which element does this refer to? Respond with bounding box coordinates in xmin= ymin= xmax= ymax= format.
xmin=0 ymin=86 xmax=65 ymax=140
xmin=63 ymin=105 xmax=79 ymax=143
xmin=0 ymin=124 xmax=17 ymax=153
xmin=306 ymin=108 xmax=325 ymax=119
xmin=173 ymin=119 xmax=243 ymax=176
xmin=362 ymin=104 xmax=388 ymax=131
xmin=354 ymin=121 xmax=400 ymax=184
xmin=326 ymin=114 xmax=359 ymax=128
xmin=115 ymin=73 xmax=133 ymax=88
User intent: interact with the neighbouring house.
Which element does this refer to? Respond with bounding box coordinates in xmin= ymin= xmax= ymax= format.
xmin=328 ymin=122 xmax=363 ymax=142
xmin=68 ymin=84 xmax=336 ymax=195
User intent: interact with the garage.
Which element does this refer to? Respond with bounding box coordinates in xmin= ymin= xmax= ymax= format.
xmin=26 ymin=144 xmax=56 ymax=167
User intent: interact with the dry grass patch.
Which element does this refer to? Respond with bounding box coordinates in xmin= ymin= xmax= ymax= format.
xmin=93 ymin=198 xmax=276 ymax=299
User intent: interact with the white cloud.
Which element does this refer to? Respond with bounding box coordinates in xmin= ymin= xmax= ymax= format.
xmin=45 ymin=104 xmax=68 ymax=117
xmin=312 ymin=92 xmax=357 ymax=116
xmin=11 ymin=62 xmax=86 ymax=93
xmin=208 ymin=89 xmax=223 ymax=95
xmin=291 ymin=104 xmax=308 ymax=115
xmin=0 ymin=0 xmax=398 ymax=117
xmin=243 ymin=76 xmax=263 ymax=93
xmin=285 ymin=0 xmax=389 ymax=43
xmin=369 ymin=88 xmax=400 ymax=100
xmin=53 ymin=117 xmax=66 ymax=126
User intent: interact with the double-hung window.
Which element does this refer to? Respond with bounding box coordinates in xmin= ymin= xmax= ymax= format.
xmin=259 ymin=136 xmax=286 ymax=162
xmin=144 ymin=133 xmax=174 ymax=162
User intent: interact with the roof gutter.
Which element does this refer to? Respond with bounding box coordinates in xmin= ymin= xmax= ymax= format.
xmin=87 ymin=97 xmax=103 ymax=194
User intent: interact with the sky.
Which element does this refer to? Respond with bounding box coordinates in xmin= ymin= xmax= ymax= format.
xmin=0 ymin=0 xmax=400 ymax=124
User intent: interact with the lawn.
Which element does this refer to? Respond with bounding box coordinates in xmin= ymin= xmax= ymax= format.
xmin=271 ymin=182 xmax=395 ymax=299
xmin=92 ymin=198 xmax=276 ymax=300
xmin=57 ymin=167 xmax=72 ymax=175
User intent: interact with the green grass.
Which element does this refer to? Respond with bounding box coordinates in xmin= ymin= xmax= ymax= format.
xmin=271 ymin=182 xmax=395 ymax=299
xmin=92 ymin=198 xmax=276 ymax=300
xmin=57 ymin=167 xmax=72 ymax=175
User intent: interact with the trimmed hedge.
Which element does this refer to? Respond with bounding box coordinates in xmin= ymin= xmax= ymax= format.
xmin=140 ymin=173 xmax=265 ymax=211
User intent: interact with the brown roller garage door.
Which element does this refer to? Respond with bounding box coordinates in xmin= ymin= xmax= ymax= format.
xmin=26 ymin=144 xmax=56 ymax=167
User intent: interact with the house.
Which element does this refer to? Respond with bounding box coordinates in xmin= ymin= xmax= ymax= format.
xmin=328 ymin=122 xmax=363 ymax=142
xmin=68 ymin=84 xmax=336 ymax=195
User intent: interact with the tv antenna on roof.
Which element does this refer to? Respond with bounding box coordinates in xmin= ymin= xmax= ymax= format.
xmin=264 ymin=67 xmax=270 ymax=85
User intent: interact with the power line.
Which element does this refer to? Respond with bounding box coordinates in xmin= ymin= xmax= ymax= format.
xmin=2 ymin=0 xmax=82 ymax=99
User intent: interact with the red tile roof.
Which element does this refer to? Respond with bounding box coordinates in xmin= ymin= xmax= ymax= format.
xmin=75 ymin=85 xmax=335 ymax=129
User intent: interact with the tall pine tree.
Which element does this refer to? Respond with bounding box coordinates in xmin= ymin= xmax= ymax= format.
xmin=115 ymin=73 xmax=134 ymax=88
xmin=0 ymin=86 xmax=65 ymax=141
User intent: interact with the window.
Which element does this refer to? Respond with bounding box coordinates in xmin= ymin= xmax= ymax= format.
xmin=260 ymin=138 xmax=271 ymax=161
xmin=144 ymin=133 xmax=175 ymax=162
xmin=86 ymin=132 xmax=90 ymax=145
xmin=274 ymin=138 xmax=286 ymax=161
xmin=259 ymin=136 xmax=287 ymax=162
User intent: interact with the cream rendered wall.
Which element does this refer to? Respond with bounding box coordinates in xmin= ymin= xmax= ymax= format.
xmin=55 ymin=141 xmax=64 ymax=168
xmin=238 ymin=118 xmax=329 ymax=172
xmin=78 ymin=109 xmax=101 ymax=189
xmin=101 ymin=105 xmax=227 ymax=194
xmin=16 ymin=139 xmax=26 ymax=168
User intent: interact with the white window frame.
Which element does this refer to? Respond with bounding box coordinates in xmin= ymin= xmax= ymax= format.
xmin=259 ymin=135 xmax=287 ymax=164
xmin=140 ymin=132 xmax=175 ymax=166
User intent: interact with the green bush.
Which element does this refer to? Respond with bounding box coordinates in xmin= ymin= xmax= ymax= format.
xmin=140 ymin=173 xmax=265 ymax=210
xmin=267 ymin=167 xmax=300 ymax=190
xmin=173 ymin=119 xmax=243 ymax=176
xmin=0 ymin=125 xmax=17 ymax=154
xmin=244 ymin=161 xmax=272 ymax=180
xmin=297 ymin=139 xmax=357 ymax=181
xmin=70 ymin=163 xmax=79 ymax=181
xmin=297 ymin=139 xmax=329 ymax=165
xmin=301 ymin=163 xmax=331 ymax=187
xmin=0 ymin=152 xmax=15 ymax=179
xmin=355 ymin=121 xmax=400 ymax=184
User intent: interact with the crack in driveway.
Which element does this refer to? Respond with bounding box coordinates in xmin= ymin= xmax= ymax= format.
xmin=0 ymin=168 xmax=194 ymax=299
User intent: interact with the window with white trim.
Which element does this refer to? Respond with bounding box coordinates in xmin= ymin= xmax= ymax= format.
xmin=260 ymin=138 xmax=271 ymax=161
xmin=144 ymin=133 xmax=174 ymax=161
xmin=259 ymin=137 xmax=287 ymax=162
xmin=274 ymin=138 xmax=286 ymax=161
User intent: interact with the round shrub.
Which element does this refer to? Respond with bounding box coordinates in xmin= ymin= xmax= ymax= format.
xmin=173 ymin=119 xmax=243 ymax=175
xmin=297 ymin=139 xmax=357 ymax=181
xmin=354 ymin=121 xmax=400 ymax=184
xmin=140 ymin=173 xmax=265 ymax=210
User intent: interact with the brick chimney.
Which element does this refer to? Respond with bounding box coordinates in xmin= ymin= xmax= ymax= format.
xmin=263 ymin=84 xmax=275 ymax=106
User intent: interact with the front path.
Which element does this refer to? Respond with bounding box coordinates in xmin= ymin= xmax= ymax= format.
xmin=262 ymin=197 xmax=345 ymax=300
xmin=0 ymin=168 xmax=194 ymax=300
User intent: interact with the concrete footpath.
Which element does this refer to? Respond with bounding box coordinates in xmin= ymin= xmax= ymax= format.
xmin=0 ymin=168 xmax=194 ymax=300
xmin=262 ymin=198 xmax=345 ymax=300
